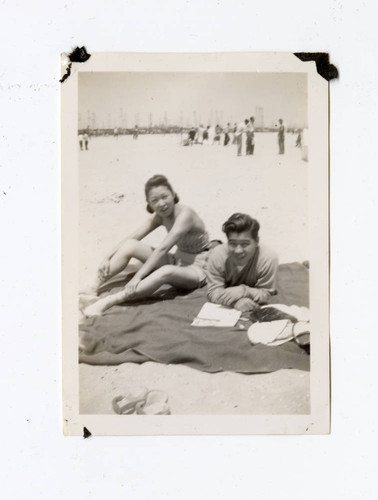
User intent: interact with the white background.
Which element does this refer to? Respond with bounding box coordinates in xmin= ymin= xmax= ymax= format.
xmin=1 ymin=1 xmax=377 ymax=498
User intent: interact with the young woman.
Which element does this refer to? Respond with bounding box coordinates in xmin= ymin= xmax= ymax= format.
xmin=84 ymin=174 xmax=210 ymax=316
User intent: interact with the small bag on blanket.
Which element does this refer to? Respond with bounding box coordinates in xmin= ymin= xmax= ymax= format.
xmin=247 ymin=305 xmax=310 ymax=353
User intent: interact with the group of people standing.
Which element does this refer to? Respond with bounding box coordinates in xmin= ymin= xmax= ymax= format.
xmin=181 ymin=117 xmax=286 ymax=156
xmin=79 ymin=119 xmax=289 ymax=157
xmin=234 ymin=117 xmax=256 ymax=156
xmin=78 ymin=132 xmax=89 ymax=151
xmin=182 ymin=124 xmax=224 ymax=146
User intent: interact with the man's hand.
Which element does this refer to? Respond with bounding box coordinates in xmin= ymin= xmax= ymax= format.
xmin=233 ymin=297 xmax=260 ymax=312
xmin=216 ymin=289 xmax=238 ymax=307
xmin=217 ymin=286 xmax=246 ymax=307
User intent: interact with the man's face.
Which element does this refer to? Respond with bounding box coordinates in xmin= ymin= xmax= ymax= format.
xmin=227 ymin=231 xmax=258 ymax=266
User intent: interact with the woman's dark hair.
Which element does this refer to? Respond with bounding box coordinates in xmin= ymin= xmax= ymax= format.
xmin=144 ymin=174 xmax=179 ymax=213
xmin=222 ymin=213 xmax=260 ymax=241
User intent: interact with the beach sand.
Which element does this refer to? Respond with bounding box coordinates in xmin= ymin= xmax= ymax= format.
xmin=78 ymin=132 xmax=310 ymax=415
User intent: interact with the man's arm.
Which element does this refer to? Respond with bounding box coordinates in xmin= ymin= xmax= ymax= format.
xmin=206 ymin=247 xmax=246 ymax=307
xmin=241 ymin=253 xmax=279 ymax=304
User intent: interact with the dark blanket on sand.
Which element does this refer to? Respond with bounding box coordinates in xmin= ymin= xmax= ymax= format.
xmin=79 ymin=263 xmax=310 ymax=373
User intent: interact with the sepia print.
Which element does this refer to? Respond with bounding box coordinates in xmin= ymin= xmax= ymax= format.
xmin=62 ymin=53 xmax=329 ymax=435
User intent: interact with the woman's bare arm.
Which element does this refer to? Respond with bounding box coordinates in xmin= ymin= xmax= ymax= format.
xmin=106 ymin=214 xmax=160 ymax=259
xmin=133 ymin=209 xmax=194 ymax=281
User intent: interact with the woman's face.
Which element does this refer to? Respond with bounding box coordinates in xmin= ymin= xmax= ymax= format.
xmin=147 ymin=185 xmax=175 ymax=217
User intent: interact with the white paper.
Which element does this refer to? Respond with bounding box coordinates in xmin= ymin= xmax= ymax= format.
xmin=192 ymin=302 xmax=242 ymax=327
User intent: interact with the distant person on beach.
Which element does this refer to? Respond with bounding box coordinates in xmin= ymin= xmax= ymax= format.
xmin=246 ymin=117 xmax=255 ymax=155
xmin=188 ymin=126 xmax=196 ymax=145
xmin=278 ymin=119 xmax=285 ymax=154
xmin=235 ymin=120 xmax=246 ymax=156
xmin=78 ymin=132 xmax=83 ymax=150
xmin=83 ymin=133 xmax=89 ymax=150
xmin=114 ymin=127 xmax=119 ymax=138
xmin=133 ymin=125 xmax=139 ymax=139
xmin=208 ymin=125 xmax=215 ymax=145
xmin=214 ymin=124 xmax=222 ymax=145
xmin=224 ymin=123 xmax=231 ymax=146
xmin=296 ymin=129 xmax=302 ymax=147
xmin=203 ymin=126 xmax=210 ymax=145
xmin=84 ymin=175 xmax=211 ymax=316
xmin=197 ymin=124 xmax=204 ymax=144
xmin=181 ymin=128 xmax=190 ymax=146
xmin=232 ymin=123 xmax=238 ymax=144
xmin=206 ymin=213 xmax=278 ymax=312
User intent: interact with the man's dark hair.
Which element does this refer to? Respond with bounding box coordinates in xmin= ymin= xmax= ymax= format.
xmin=222 ymin=213 xmax=260 ymax=241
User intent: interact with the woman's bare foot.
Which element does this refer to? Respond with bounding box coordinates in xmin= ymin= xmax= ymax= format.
xmin=84 ymin=297 xmax=111 ymax=317
xmin=79 ymin=293 xmax=98 ymax=311
xmin=79 ymin=284 xmax=99 ymax=296
xmin=83 ymin=287 xmax=136 ymax=317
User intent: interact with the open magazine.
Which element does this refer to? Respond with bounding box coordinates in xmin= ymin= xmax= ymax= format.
xmin=191 ymin=302 xmax=242 ymax=327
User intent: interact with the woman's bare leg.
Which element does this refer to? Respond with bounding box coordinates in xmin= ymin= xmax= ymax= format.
xmin=132 ymin=265 xmax=201 ymax=296
xmin=85 ymin=239 xmax=168 ymax=294
xmin=84 ymin=265 xmax=201 ymax=316
xmin=107 ymin=239 xmax=155 ymax=277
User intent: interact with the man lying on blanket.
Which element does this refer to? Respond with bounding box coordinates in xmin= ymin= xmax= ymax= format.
xmin=206 ymin=213 xmax=279 ymax=312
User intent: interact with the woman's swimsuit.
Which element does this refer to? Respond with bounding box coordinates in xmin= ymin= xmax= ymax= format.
xmin=176 ymin=230 xmax=210 ymax=254
xmin=170 ymin=230 xmax=210 ymax=286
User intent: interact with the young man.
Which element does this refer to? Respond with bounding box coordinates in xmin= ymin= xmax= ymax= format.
xmin=246 ymin=117 xmax=255 ymax=155
xmin=206 ymin=213 xmax=278 ymax=312
xmin=278 ymin=118 xmax=285 ymax=154
xmin=223 ymin=122 xmax=231 ymax=146
xmin=235 ymin=120 xmax=246 ymax=156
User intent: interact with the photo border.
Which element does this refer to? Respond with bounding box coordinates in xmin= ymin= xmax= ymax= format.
xmin=61 ymin=52 xmax=329 ymax=435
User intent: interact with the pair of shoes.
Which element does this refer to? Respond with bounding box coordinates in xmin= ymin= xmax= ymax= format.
xmin=135 ymin=391 xmax=170 ymax=415
xmin=112 ymin=387 xmax=148 ymax=415
xmin=112 ymin=388 xmax=170 ymax=415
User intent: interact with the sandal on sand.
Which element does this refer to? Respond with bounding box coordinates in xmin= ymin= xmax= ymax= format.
xmin=112 ymin=387 xmax=148 ymax=415
xmin=135 ymin=390 xmax=171 ymax=415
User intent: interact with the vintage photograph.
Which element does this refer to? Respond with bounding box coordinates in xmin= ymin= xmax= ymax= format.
xmin=62 ymin=53 xmax=329 ymax=435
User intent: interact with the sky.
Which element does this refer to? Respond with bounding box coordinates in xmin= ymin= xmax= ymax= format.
xmin=79 ymin=72 xmax=307 ymax=129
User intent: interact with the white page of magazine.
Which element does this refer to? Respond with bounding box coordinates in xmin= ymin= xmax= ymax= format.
xmin=191 ymin=302 xmax=242 ymax=327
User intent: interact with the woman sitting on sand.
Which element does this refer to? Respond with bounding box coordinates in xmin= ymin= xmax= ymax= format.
xmin=84 ymin=174 xmax=210 ymax=316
